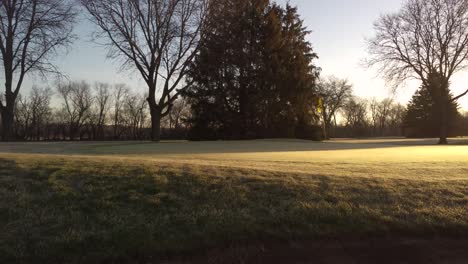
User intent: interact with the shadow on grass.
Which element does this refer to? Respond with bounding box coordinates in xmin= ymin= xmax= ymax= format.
xmin=3 ymin=138 xmax=468 ymax=157
xmin=1 ymin=157 xmax=467 ymax=263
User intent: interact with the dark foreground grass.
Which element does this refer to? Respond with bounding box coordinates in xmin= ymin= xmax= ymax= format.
xmin=1 ymin=154 xmax=468 ymax=263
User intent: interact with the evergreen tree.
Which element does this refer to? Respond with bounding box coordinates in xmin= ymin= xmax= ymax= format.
xmin=185 ymin=0 xmax=320 ymax=140
xmin=404 ymin=86 xmax=460 ymax=138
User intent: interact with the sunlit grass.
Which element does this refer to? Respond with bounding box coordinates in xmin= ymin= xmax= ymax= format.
xmin=0 ymin=139 xmax=467 ymax=262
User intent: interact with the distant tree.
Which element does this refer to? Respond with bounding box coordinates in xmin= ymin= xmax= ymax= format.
xmin=57 ymin=81 xmax=93 ymax=140
xmin=13 ymin=86 xmax=53 ymax=140
xmin=367 ymin=0 xmax=468 ymax=144
xmin=376 ymin=99 xmax=393 ymax=131
xmin=90 ymin=82 xmax=112 ymax=140
xmin=369 ymin=98 xmax=380 ymax=136
xmin=163 ymin=98 xmax=190 ymax=130
xmin=317 ymin=77 xmax=353 ymax=139
xmin=51 ymin=104 xmax=69 ymax=140
xmin=369 ymin=98 xmax=391 ymax=135
xmin=461 ymin=112 xmax=468 ymax=135
xmin=0 ymin=0 xmax=77 ymax=141
xmin=342 ymin=97 xmax=369 ymax=137
xmin=369 ymin=98 xmax=406 ymax=137
xmin=386 ymin=102 xmax=406 ymax=135
xmin=123 ymin=93 xmax=148 ymax=140
xmin=13 ymin=94 xmax=31 ymax=140
xmin=81 ymin=0 xmax=208 ymax=141
xmin=28 ymin=86 xmax=53 ymax=140
xmin=404 ymin=86 xmax=460 ymax=138
xmin=112 ymin=84 xmax=129 ymax=140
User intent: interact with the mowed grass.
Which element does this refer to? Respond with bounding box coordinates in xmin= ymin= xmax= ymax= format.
xmin=1 ymin=139 xmax=468 ymax=262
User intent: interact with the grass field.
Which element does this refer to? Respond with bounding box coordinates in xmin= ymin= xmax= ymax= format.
xmin=1 ymin=138 xmax=468 ymax=263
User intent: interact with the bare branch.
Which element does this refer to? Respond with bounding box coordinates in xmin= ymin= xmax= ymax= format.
xmin=366 ymin=0 xmax=468 ymax=91
xmin=0 ymin=0 xmax=77 ymax=140
xmin=81 ymin=0 xmax=208 ymax=140
xmin=451 ymin=88 xmax=468 ymax=102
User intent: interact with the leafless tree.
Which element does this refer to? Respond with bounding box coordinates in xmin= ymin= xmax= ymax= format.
xmin=369 ymin=98 xmax=405 ymax=136
xmin=13 ymin=93 xmax=31 ymax=139
xmin=387 ymin=103 xmax=406 ymax=133
xmin=369 ymin=98 xmax=380 ymax=135
xmin=371 ymin=98 xmax=393 ymax=134
xmin=342 ymin=97 xmax=369 ymax=137
xmin=367 ymin=0 xmax=468 ymax=144
xmin=0 ymin=0 xmax=77 ymax=141
xmin=317 ymin=76 xmax=353 ymax=139
xmin=90 ymin=82 xmax=112 ymax=139
xmin=28 ymin=86 xmax=53 ymax=140
xmin=162 ymin=97 xmax=190 ymax=130
xmin=461 ymin=111 xmax=468 ymax=135
xmin=81 ymin=0 xmax=208 ymax=141
xmin=13 ymin=86 xmax=53 ymax=140
xmin=51 ymin=101 xmax=70 ymax=140
xmin=123 ymin=92 xmax=148 ymax=139
xmin=112 ymin=83 xmax=129 ymax=139
xmin=57 ymin=81 xmax=93 ymax=140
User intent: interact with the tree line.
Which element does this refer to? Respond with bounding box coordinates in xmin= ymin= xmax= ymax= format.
xmin=2 ymin=0 xmax=468 ymax=143
xmin=11 ymin=75 xmax=468 ymax=141
xmin=12 ymin=82 xmax=190 ymax=141
xmin=313 ymin=76 xmax=468 ymax=139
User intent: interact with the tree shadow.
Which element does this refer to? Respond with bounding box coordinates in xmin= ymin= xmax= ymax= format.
xmin=2 ymin=138 xmax=467 ymax=156
xmin=2 ymin=157 xmax=467 ymax=263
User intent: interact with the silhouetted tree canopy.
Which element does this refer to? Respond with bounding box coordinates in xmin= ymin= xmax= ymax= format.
xmin=0 ymin=0 xmax=77 ymax=141
xmin=367 ymin=0 xmax=468 ymax=144
xmin=404 ymin=86 xmax=461 ymax=138
xmin=185 ymin=0 xmax=320 ymax=140
xmin=317 ymin=77 xmax=353 ymax=139
xmin=81 ymin=0 xmax=208 ymax=141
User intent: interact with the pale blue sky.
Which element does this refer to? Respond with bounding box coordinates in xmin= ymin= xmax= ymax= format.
xmin=22 ymin=0 xmax=468 ymax=110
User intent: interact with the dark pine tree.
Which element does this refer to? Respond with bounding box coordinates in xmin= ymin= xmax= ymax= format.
xmin=404 ymin=86 xmax=461 ymax=138
xmin=185 ymin=0 xmax=320 ymax=140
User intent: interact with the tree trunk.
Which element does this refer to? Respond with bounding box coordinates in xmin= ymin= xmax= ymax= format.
xmin=439 ymin=96 xmax=449 ymax=145
xmin=325 ymin=123 xmax=333 ymax=140
xmin=150 ymin=108 xmax=161 ymax=142
xmin=69 ymin=123 xmax=76 ymax=141
xmin=321 ymin=110 xmax=328 ymax=140
xmin=1 ymin=105 xmax=15 ymax=141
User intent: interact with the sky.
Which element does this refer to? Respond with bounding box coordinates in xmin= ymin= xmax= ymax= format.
xmin=22 ymin=0 xmax=468 ymax=110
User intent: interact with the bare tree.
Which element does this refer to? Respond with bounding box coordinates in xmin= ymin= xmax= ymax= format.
xmin=373 ymin=98 xmax=394 ymax=134
xmin=91 ymin=82 xmax=112 ymax=140
xmin=369 ymin=98 xmax=380 ymax=136
xmin=13 ymin=93 xmax=31 ymax=139
xmin=378 ymin=99 xmax=394 ymax=131
xmin=367 ymin=0 xmax=468 ymax=144
xmin=123 ymin=92 xmax=148 ymax=140
xmin=163 ymin=97 xmax=190 ymax=130
xmin=0 ymin=0 xmax=77 ymax=141
xmin=317 ymin=76 xmax=353 ymax=139
xmin=28 ymin=86 xmax=53 ymax=140
xmin=112 ymin=83 xmax=129 ymax=139
xmin=342 ymin=97 xmax=369 ymax=137
xmin=51 ymin=104 xmax=67 ymax=140
xmin=81 ymin=0 xmax=208 ymax=141
xmin=387 ymin=103 xmax=406 ymax=135
xmin=57 ymin=81 xmax=93 ymax=140
xmin=462 ymin=111 xmax=468 ymax=135
xmin=369 ymin=98 xmax=405 ymax=136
